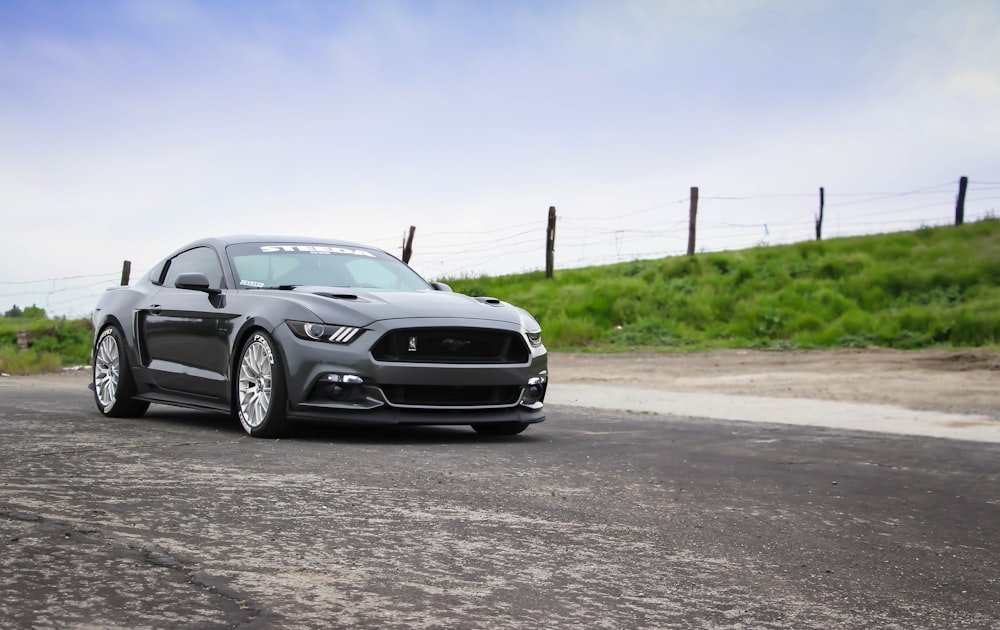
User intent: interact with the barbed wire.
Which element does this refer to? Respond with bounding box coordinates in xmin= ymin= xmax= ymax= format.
xmin=3 ymin=179 xmax=996 ymax=318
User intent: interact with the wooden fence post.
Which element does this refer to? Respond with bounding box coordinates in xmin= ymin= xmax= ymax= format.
xmin=955 ymin=176 xmax=968 ymax=226
xmin=120 ymin=260 xmax=131 ymax=286
xmin=402 ymin=226 xmax=416 ymax=264
xmin=686 ymin=187 xmax=699 ymax=256
xmin=545 ymin=206 xmax=557 ymax=279
xmin=815 ymin=187 xmax=825 ymax=241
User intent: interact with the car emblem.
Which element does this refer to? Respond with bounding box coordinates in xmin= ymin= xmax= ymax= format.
xmin=408 ymin=336 xmax=418 ymax=352
xmin=441 ymin=338 xmax=471 ymax=352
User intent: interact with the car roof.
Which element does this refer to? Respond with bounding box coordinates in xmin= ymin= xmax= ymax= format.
xmin=209 ymin=235 xmax=370 ymax=247
xmin=147 ymin=236 xmax=397 ymax=285
xmin=156 ymin=236 xmax=388 ymax=272
xmin=173 ymin=235 xmax=376 ymax=253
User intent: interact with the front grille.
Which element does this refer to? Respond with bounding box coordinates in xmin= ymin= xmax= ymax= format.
xmin=371 ymin=328 xmax=529 ymax=364
xmin=381 ymin=385 xmax=522 ymax=407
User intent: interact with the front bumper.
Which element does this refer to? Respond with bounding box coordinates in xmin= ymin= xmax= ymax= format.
xmin=273 ymin=319 xmax=548 ymax=426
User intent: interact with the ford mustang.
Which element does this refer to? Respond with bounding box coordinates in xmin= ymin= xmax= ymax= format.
xmin=90 ymin=235 xmax=547 ymax=437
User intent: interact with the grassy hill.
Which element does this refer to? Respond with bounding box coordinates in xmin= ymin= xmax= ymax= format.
xmin=445 ymin=219 xmax=1000 ymax=352
xmin=2 ymin=219 xmax=998 ymax=374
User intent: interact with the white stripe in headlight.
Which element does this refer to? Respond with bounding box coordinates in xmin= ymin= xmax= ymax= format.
xmin=330 ymin=327 xmax=360 ymax=343
xmin=288 ymin=321 xmax=363 ymax=344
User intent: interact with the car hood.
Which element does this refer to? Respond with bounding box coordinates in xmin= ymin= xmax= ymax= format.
xmin=286 ymin=287 xmax=524 ymax=327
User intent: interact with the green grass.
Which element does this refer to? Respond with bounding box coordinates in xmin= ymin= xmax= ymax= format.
xmin=0 ymin=346 xmax=64 ymax=375
xmin=3 ymin=219 xmax=999 ymax=373
xmin=446 ymin=218 xmax=1000 ymax=352
xmin=0 ymin=317 xmax=93 ymax=374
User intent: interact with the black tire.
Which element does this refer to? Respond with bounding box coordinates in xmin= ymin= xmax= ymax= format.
xmin=471 ymin=422 xmax=530 ymax=436
xmin=92 ymin=326 xmax=150 ymax=418
xmin=234 ymin=331 xmax=289 ymax=438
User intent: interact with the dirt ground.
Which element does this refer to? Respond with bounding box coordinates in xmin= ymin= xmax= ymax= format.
xmin=550 ymin=348 xmax=1000 ymax=421
xmin=5 ymin=348 xmax=999 ymax=421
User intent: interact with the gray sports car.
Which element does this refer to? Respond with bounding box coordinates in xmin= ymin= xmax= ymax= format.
xmin=91 ymin=235 xmax=547 ymax=437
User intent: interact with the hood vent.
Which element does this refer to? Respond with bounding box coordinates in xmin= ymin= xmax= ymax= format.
xmin=316 ymin=292 xmax=361 ymax=301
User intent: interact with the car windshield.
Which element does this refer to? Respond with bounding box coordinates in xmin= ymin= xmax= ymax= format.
xmin=227 ymin=243 xmax=431 ymax=291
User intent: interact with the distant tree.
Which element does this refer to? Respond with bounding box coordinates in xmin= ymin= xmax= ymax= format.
xmin=22 ymin=305 xmax=47 ymax=319
xmin=4 ymin=305 xmax=23 ymax=318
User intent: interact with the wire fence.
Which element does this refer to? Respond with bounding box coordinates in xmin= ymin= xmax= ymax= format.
xmin=3 ymin=178 xmax=998 ymax=319
xmin=405 ymin=178 xmax=1000 ymax=278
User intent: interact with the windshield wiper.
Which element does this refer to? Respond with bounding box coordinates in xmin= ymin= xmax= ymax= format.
xmin=257 ymin=285 xmax=300 ymax=290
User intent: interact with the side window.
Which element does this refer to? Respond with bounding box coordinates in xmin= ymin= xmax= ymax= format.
xmin=162 ymin=247 xmax=225 ymax=290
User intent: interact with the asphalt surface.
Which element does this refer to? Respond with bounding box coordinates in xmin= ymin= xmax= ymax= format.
xmin=2 ymin=375 xmax=999 ymax=629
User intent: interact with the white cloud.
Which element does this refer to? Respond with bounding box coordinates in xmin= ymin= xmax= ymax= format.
xmin=1 ymin=0 xmax=998 ymax=316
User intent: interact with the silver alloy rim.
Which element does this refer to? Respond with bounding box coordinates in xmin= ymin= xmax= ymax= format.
xmin=94 ymin=333 xmax=120 ymax=408
xmin=238 ymin=338 xmax=273 ymax=428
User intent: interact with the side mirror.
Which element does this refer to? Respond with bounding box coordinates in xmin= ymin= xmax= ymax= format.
xmin=430 ymin=282 xmax=453 ymax=292
xmin=175 ymin=272 xmax=221 ymax=295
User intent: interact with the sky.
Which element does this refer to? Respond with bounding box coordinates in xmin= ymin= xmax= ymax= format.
xmin=2 ymin=0 xmax=999 ymax=317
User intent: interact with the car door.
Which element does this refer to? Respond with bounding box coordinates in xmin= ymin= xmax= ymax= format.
xmin=139 ymin=246 xmax=237 ymax=401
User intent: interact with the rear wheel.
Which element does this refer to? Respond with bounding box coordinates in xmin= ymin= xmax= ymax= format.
xmin=472 ymin=422 xmax=529 ymax=436
xmin=235 ymin=331 xmax=288 ymax=438
xmin=92 ymin=326 xmax=150 ymax=418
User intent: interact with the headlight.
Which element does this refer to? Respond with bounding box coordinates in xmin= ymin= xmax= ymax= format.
xmin=518 ymin=310 xmax=543 ymax=347
xmin=288 ymin=321 xmax=363 ymax=344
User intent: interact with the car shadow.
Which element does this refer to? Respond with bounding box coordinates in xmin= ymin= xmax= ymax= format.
xmin=138 ymin=406 xmax=543 ymax=445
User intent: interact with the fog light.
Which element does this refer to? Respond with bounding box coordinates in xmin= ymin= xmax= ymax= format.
xmin=319 ymin=373 xmax=365 ymax=401
xmin=523 ymin=373 xmax=548 ymax=403
xmin=321 ymin=373 xmax=364 ymax=384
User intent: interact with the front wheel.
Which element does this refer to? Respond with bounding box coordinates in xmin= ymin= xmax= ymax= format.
xmin=92 ymin=326 xmax=150 ymax=418
xmin=471 ymin=422 xmax=530 ymax=436
xmin=235 ymin=331 xmax=288 ymax=438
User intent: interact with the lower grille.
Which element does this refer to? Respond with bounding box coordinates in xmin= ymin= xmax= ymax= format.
xmin=371 ymin=328 xmax=529 ymax=364
xmin=381 ymin=385 xmax=522 ymax=407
